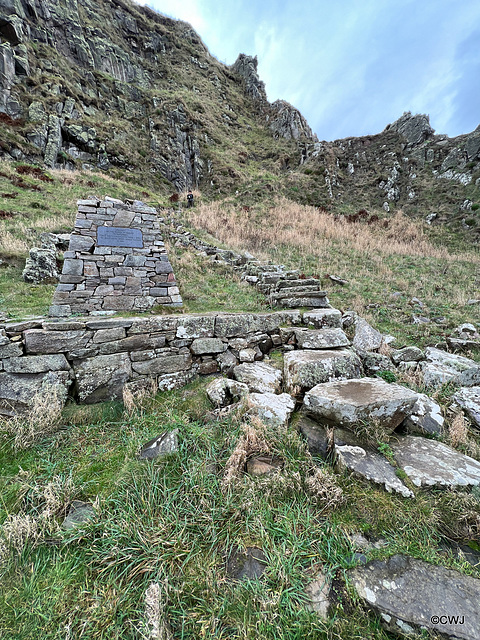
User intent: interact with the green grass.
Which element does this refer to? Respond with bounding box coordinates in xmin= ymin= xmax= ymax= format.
xmin=1 ymin=379 xmax=479 ymax=639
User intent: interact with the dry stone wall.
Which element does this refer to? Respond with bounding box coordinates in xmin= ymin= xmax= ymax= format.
xmin=0 ymin=310 xmax=309 ymax=414
xmin=50 ymin=197 xmax=182 ymax=317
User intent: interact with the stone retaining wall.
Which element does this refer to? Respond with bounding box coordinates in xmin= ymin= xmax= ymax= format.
xmin=0 ymin=309 xmax=337 ymax=415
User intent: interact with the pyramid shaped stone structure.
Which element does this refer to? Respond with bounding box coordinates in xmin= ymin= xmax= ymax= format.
xmin=49 ymin=197 xmax=182 ymax=317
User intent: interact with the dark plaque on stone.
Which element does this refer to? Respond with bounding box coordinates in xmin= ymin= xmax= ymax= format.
xmin=97 ymin=226 xmax=143 ymax=248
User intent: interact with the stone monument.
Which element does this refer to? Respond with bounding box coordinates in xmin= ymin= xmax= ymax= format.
xmin=49 ymin=197 xmax=182 ymax=317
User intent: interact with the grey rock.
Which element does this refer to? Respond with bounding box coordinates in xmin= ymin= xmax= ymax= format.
xmin=231 ymin=54 xmax=267 ymax=101
xmin=388 ymin=112 xmax=435 ymax=146
xmin=293 ymin=327 xmax=350 ymax=349
xmin=350 ymin=555 xmax=480 ymax=640
xmin=2 ymin=354 xmax=70 ymax=374
xmin=233 ymin=361 xmax=283 ymax=394
xmin=284 ymin=349 xmax=363 ymax=394
xmin=352 ymin=317 xmax=383 ymax=351
xmin=190 ymin=338 xmax=226 ymax=355
xmin=355 ymin=350 xmax=395 ymax=376
xmin=336 ymin=444 xmax=414 ymax=498
xmin=0 ymin=370 xmax=71 ymax=415
xmin=131 ymin=353 xmax=192 ymax=376
xmin=392 ymin=435 xmax=480 ymax=488
xmin=176 ymin=315 xmax=215 ymax=339
xmin=304 ymin=378 xmax=419 ymax=432
xmin=304 ymin=569 xmax=331 ymax=619
xmin=303 ymin=309 xmax=342 ymax=329
xmin=244 ymin=392 xmax=295 ymax=428
xmin=216 ymin=349 xmax=238 ymax=374
xmin=139 ymin=430 xmax=179 ymax=459
xmin=226 ymin=546 xmax=267 ymax=580
xmin=269 ymin=99 xmax=317 ymax=141
xmin=452 ymin=386 xmax=480 ymax=428
xmin=75 ymin=353 xmax=132 ymax=403
xmin=206 ymin=377 xmax=249 ymax=408
xmin=22 ymin=247 xmax=58 ymax=284
xmin=420 ymin=347 xmax=478 ymax=388
xmin=391 ymin=346 xmax=425 ymax=364
xmin=62 ymin=501 xmax=96 ymax=530
xmin=402 ymin=393 xmax=444 ymax=436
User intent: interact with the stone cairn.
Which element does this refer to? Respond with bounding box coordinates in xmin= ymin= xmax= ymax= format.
xmin=49 ymin=197 xmax=182 ymax=317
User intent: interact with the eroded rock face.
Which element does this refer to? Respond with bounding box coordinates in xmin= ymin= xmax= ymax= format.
xmin=231 ymin=54 xmax=267 ymax=101
xmin=304 ymin=378 xmax=418 ymax=432
xmin=392 ymin=435 xmax=480 ymax=488
xmin=268 ymin=99 xmax=317 ymax=141
xmin=284 ymin=349 xmax=363 ymax=394
xmin=350 ymin=555 xmax=480 ymax=640
xmin=22 ymin=247 xmax=58 ymax=284
xmin=387 ymin=112 xmax=435 ymax=146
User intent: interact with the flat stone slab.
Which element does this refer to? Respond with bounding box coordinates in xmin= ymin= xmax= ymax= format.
xmin=284 ymin=349 xmax=363 ymax=394
xmin=304 ymin=569 xmax=331 ymax=619
xmin=392 ymin=435 xmax=480 ymax=488
xmin=303 ymin=309 xmax=342 ymax=329
xmin=453 ymin=386 xmax=480 ymax=428
xmin=304 ymin=378 xmax=419 ymax=432
xmin=244 ymin=392 xmax=295 ymax=428
xmin=336 ymin=444 xmax=414 ymax=498
xmin=293 ymin=328 xmax=350 ymax=349
xmin=350 ymin=554 xmax=480 ymax=640
xmin=233 ymin=361 xmax=283 ymax=394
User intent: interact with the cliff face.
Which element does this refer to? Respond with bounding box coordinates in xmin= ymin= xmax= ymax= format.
xmin=0 ymin=0 xmax=479 ymax=229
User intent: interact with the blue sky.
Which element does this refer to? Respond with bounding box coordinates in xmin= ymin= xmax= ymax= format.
xmin=133 ymin=0 xmax=480 ymax=142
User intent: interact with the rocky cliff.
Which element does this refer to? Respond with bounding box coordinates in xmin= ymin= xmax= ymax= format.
xmin=0 ymin=0 xmax=479 ymax=229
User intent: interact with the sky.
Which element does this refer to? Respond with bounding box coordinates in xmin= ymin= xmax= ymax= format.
xmin=133 ymin=0 xmax=480 ymax=142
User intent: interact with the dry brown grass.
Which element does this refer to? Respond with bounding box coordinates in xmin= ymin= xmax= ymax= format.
xmin=122 ymin=379 xmax=158 ymax=416
xmin=222 ymin=421 xmax=271 ymax=489
xmin=1 ymin=383 xmax=65 ymax=449
xmin=449 ymin=411 xmax=469 ymax=448
xmin=187 ymin=197 xmax=476 ymax=263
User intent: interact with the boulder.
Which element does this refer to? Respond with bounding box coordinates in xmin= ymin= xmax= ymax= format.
xmin=304 ymin=378 xmax=419 ymax=432
xmin=352 ymin=317 xmax=384 ymax=351
xmin=284 ymin=349 xmax=363 ymax=394
xmin=355 ymin=350 xmax=395 ymax=376
xmin=391 ymin=346 xmax=425 ymax=364
xmin=401 ymin=393 xmax=444 ymax=436
xmin=233 ymin=361 xmax=283 ymax=394
xmin=244 ymin=392 xmax=295 ymax=428
xmin=453 ymin=386 xmax=480 ymax=428
xmin=420 ymin=347 xmax=478 ymax=388
xmin=392 ymin=435 xmax=480 ymax=488
xmin=206 ymin=377 xmax=249 ymax=408
xmin=293 ymin=328 xmax=350 ymax=349
xmin=22 ymin=247 xmax=58 ymax=284
xmin=350 ymin=555 xmax=480 ymax=640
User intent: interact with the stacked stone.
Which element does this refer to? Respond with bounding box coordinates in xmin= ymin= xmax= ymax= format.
xmin=49 ymin=197 xmax=182 ymax=317
xmin=164 ymin=216 xmax=329 ymax=308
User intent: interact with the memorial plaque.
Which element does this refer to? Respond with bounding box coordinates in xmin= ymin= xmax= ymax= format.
xmin=97 ymin=226 xmax=143 ymax=248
